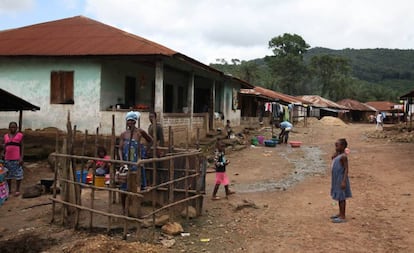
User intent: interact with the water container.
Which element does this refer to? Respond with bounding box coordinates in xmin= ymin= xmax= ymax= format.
xmin=257 ymin=135 xmax=265 ymax=145
xmin=76 ymin=170 xmax=88 ymax=183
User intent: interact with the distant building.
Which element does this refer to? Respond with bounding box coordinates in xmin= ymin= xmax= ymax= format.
xmin=296 ymin=95 xmax=349 ymax=119
xmin=337 ymin=99 xmax=376 ymax=122
xmin=365 ymin=101 xmax=402 ymax=123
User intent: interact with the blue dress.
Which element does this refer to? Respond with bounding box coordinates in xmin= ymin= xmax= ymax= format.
xmin=121 ymin=138 xmax=146 ymax=190
xmin=331 ymin=154 xmax=352 ymax=201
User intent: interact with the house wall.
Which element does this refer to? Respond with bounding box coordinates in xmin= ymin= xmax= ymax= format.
xmin=164 ymin=68 xmax=188 ymax=113
xmin=0 ymin=58 xmax=101 ymax=131
xmin=163 ymin=113 xmax=207 ymax=144
xmin=222 ymin=81 xmax=241 ymax=126
xmin=100 ymin=61 xmax=155 ymax=111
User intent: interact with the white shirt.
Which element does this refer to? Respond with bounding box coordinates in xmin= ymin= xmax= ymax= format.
xmin=376 ymin=114 xmax=383 ymax=123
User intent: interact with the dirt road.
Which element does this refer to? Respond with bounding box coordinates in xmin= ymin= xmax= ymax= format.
xmin=1 ymin=121 xmax=413 ymax=252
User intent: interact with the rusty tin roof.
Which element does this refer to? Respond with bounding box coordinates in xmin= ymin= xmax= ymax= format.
xmin=0 ymin=16 xmax=176 ymax=56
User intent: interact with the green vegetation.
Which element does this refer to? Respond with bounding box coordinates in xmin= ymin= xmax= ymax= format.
xmin=210 ymin=35 xmax=414 ymax=102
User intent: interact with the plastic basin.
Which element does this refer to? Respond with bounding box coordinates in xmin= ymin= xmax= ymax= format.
xmin=289 ymin=141 xmax=302 ymax=148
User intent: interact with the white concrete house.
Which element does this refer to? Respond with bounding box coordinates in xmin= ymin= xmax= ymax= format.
xmin=0 ymin=16 xmax=251 ymax=140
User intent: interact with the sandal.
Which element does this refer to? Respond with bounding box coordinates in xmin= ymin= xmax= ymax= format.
xmin=211 ymin=196 xmax=221 ymax=200
xmin=330 ymin=214 xmax=340 ymax=219
xmin=331 ymin=217 xmax=346 ymax=223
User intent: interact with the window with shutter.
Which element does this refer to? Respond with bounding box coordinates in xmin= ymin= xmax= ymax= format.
xmin=50 ymin=71 xmax=74 ymax=104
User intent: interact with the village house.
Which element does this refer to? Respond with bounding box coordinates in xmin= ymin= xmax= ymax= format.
xmin=400 ymin=90 xmax=414 ymax=118
xmin=0 ymin=16 xmax=251 ymax=141
xmin=296 ymin=95 xmax=349 ymax=119
xmin=365 ymin=101 xmax=403 ymax=123
xmin=240 ymin=85 xmax=308 ymax=126
xmin=336 ymin=98 xmax=377 ymax=122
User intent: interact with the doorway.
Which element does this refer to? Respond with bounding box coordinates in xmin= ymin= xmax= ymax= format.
xmin=125 ymin=76 xmax=136 ymax=108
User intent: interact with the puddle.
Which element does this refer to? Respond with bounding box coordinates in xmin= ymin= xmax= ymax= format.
xmin=234 ymin=146 xmax=327 ymax=193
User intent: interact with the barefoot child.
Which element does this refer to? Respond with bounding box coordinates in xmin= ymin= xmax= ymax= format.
xmin=330 ymin=138 xmax=352 ymax=223
xmin=212 ymin=139 xmax=235 ymax=200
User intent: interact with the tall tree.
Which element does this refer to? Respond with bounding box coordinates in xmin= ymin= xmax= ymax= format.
xmin=268 ymin=33 xmax=310 ymax=57
xmin=310 ymin=55 xmax=351 ymax=100
xmin=266 ymin=33 xmax=310 ymax=95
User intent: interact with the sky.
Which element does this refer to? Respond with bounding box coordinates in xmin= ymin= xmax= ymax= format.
xmin=1 ymin=0 xmax=414 ymax=65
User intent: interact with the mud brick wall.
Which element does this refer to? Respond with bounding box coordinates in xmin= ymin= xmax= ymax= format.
xmin=163 ymin=115 xmax=207 ymax=146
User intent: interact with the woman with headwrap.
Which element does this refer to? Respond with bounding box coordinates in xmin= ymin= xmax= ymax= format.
xmin=118 ymin=111 xmax=152 ymax=213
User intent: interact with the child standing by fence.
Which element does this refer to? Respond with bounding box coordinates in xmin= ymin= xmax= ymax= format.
xmin=212 ymin=139 xmax=235 ymax=200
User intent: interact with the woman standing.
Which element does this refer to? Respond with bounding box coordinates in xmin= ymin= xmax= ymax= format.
xmin=3 ymin=122 xmax=24 ymax=197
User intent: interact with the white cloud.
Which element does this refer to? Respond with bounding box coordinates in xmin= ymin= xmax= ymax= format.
xmin=81 ymin=0 xmax=414 ymax=64
xmin=0 ymin=0 xmax=34 ymax=14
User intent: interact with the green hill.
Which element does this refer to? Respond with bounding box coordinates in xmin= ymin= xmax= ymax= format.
xmin=210 ymin=48 xmax=414 ymax=102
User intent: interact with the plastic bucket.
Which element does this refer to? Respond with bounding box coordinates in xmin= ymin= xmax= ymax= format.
xmin=94 ymin=176 xmax=105 ymax=187
xmin=257 ymin=135 xmax=265 ymax=145
xmin=251 ymin=137 xmax=259 ymax=145
xmin=76 ymin=171 xmax=88 ymax=183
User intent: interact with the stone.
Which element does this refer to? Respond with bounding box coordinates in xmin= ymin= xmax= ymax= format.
xmin=180 ymin=206 xmax=197 ymax=219
xmin=155 ymin=214 xmax=170 ymax=227
xmin=161 ymin=222 xmax=184 ymax=235
xmin=22 ymin=184 xmax=44 ymax=198
xmin=160 ymin=238 xmax=176 ymax=248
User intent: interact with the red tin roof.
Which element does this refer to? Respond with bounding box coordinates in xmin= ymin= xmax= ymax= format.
xmin=240 ymin=86 xmax=308 ymax=105
xmin=297 ymin=95 xmax=348 ymax=109
xmin=337 ymin=99 xmax=376 ymax=112
xmin=365 ymin=101 xmax=399 ymax=112
xmin=0 ymin=16 xmax=177 ymax=56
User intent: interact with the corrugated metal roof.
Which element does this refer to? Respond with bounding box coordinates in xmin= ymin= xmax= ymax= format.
xmin=365 ymin=101 xmax=399 ymax=112
xmin=297 ymin=95 xmax=348 ymax=109
xmin=0 ymin=16 xmax=177 ymax=56
xmin=240 ymin=86 xmax=307 ymax=104
xmin=0 ymin=88 xmax=40 ymax=111
xmin=400 ymin=90 xmax=414 ymax=99
xmin=337 ymin=99 xmax=376 ymax=112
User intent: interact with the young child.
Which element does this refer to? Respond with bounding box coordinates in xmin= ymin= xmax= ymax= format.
xmin=330 ymin=138 xmax=352 ymax=223
xmin=212 ymin=139 xmax=235 ymax=200
xmin=224 ymin=120 xmax=233 ymax=139
xmin=94 ymin=146 xmax=111 ymax=176
xmin=4 ymin=122 xmax=24 ymax=197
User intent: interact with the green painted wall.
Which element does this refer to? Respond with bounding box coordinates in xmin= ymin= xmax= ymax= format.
xmin=0 ymin=57 xmax=101 ymax=131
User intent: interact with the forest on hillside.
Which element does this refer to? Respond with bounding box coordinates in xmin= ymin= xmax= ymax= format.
xmin=210 ymin=34 xmax=414 ymax=102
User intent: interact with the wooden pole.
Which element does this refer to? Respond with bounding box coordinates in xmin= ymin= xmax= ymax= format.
xmin=50 ymin=197 xmax=145 ymax=223
xmin=108 ymin=115 xmax=116 ymax=232
xmin=195 ymin=155 xmax=202 ymax=216
xmin=168 ymin=155 xmax=174 ymax=221
xmin=75 ymin=129 xmax=88 ymax=229
xmin=61 ymin=137 xmax=67 ymax=225
xmin=196 ymin=128 xmax=200 ymax=149
xmin=51 ymin=130 xmax=59 ymax=223
xmin=152 ymin=113 xmax=158 ymax=240
xmin=141 ymin=194 xmax=202 ymax=218
xmin=184 ymin=156 xmax=190 ymax=221
xmin=89 ymin=127 xmax=99 ymax=231
xmin=18 ymin=110 xmax=23 ymax=132
xmin=52 ymin=151 xmax=202 ymax=166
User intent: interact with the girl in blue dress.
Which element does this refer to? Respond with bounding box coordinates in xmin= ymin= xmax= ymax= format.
xmin=330 ymin=138 xmax=352 ymax=223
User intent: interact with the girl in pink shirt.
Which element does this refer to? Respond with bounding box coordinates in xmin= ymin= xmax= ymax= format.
xmin=3 ymin=122 xmax=24 ymax=197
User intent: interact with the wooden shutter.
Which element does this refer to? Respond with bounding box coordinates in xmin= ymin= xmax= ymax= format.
xmin=63 ymin=71 xmax=74 ymax=104
xmin=50 ymin=71 xmax=61 ymax=104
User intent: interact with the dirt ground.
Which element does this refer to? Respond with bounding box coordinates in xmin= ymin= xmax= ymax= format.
xmin=1 ymin=118 xmax=414 ymax=252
